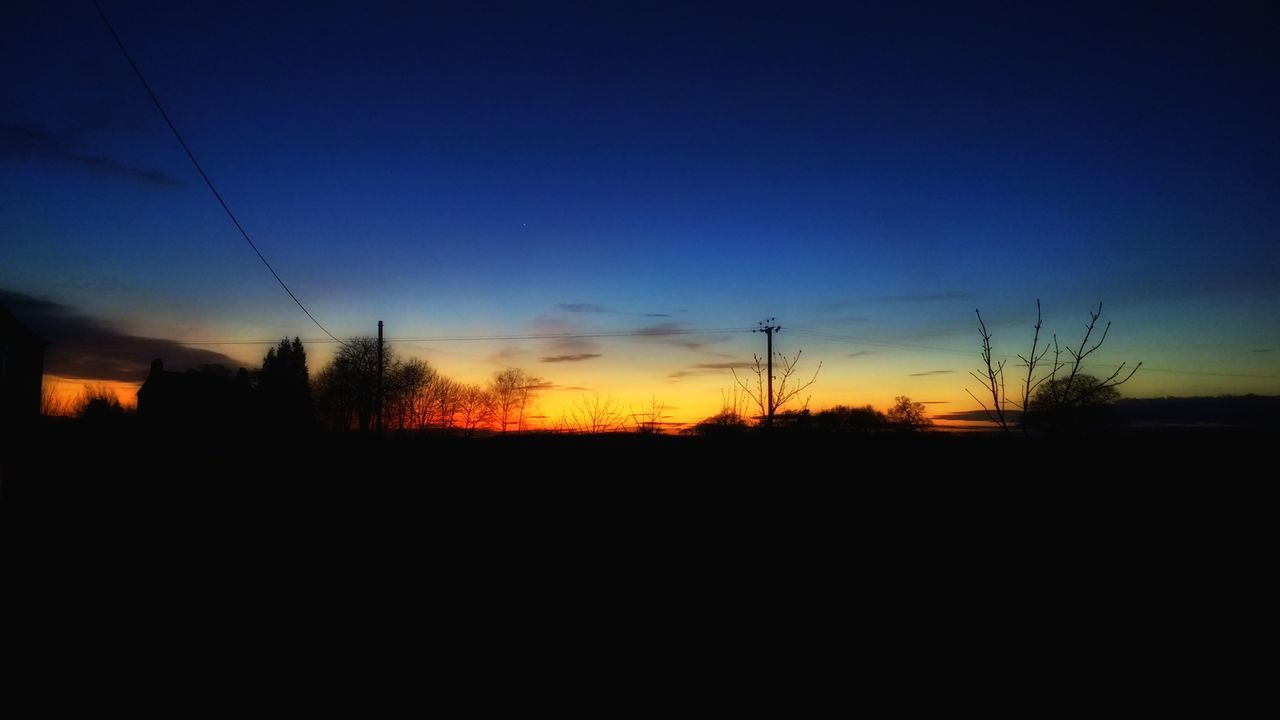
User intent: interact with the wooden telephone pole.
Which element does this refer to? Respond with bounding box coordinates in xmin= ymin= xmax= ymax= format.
xmin=755 ymin=318 xmax=781 ymax=426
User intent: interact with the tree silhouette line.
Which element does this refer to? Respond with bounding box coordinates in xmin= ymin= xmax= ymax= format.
xmin=314 ymin=336 xmax=545 ymax=434
xmin=42 ymin=301 xmax=1151 ymax=436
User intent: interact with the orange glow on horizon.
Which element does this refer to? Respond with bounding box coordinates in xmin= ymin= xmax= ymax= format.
xmin=41 ymin=376 xmax=140 ymax=415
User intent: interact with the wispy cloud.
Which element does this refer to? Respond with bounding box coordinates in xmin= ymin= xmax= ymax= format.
xmin=1249 ymin=348 xmax=1277 ymax=353
xmin=540 ymin=353 xmax=602 ymax=363
xmin=935 ymin=409 xmax=1023 ymax=422
xmin=0 ymin=120 xmax=180 ymax=187
xmin=907 ymin=370 xmax=955 ymax=377
xmin=557 ymin=303 xmax=610 ymax=314
xmin=634 ymin=322 xmax=683 ymax=336
xmin=847 ymin=350 xmax=876 ymax=359
xmin=556 ymin=303 xmax=672 ymax=318
xmin=693 ymin=361 xmax=751 ymax=370
xmin=1 ymin=288 xmax=239 ymax=381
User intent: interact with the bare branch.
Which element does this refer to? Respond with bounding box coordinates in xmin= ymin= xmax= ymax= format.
xmin=972 ymin=308 xmax=1010 ymax=432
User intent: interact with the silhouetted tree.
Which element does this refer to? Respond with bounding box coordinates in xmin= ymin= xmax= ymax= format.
xmin=430 ymin=378 xmax=466 ymax=431
xmin=969 ymin=301 xmax=1140 ymax=434
xmin=630 ymin=396 xmax=668 ymax=434
xmin=1030 ymin=374 xmax=1121 ymax=410
xmin=456 ymin=384 xmax=493 ymax=436
xmin=489 ymin=368 xmax=542 ymax=432
xmin=259 ymin=337 xmax=313 ymax=430
xmin=812 ymin=404 xmax=887 ymax=432
xmin=886 ymin=396 xmax=931 ymax=430
xmin=688 ymin=408 xmax=750 ymax=435
xmin=40 ymin=380 xmax=73 ymax=417
xmin=564 ymin=392 xmax=623 ymax=434
xmin=314 ymin=337 xmax=384 ymax=432
xmin=386 ymin=357 xmax=435 ymax=430
xmin=732 ymin=349 xmax=821 ymax=425
xmin=1028 ymin=374 xmax=1124 ymax=430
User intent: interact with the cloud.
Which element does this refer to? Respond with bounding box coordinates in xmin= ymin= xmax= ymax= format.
xmin=875 ymin=291 xmax=973 ymax=303
xmin=667 ymin=371 xmax=691 ymax=379
xmin=919 ymin=401 xmax=951 ymax=405
xmin=907 ymin=370 xmax=955 ymax=377
xmin=540 ymin=353 xmax=602 ymax=363
xmin=693 ymin=361 xmax=751 ymax=370
xmin=1 ymin=288 xmax=241 ymax=381
xmin=557 ymin=303 xmax=610 ymax=314
xmin=634 ymin=322 xmax=684 ymax=336
xmin=627 ymin=322 xmax=731 ymax=351
xmin=935 ymin=409 xmax=1024 ymax=423
xmin=847 ymin=350 xmax=876 ymax=359
xmin=0 ymin=120 xmax=180 ymax=187
xmin=555 ymin=303 xmax=673 ymax=318
xmin=561 ymin=386 xmax=593 ymax=391
xmin=1250 ymin=348 xmax=1277 ymax=354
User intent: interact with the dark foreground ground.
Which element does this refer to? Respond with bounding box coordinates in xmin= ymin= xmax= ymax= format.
xmin=3 ymin=424 xmax=1271 ymax=699
xmin=5 ymin=423 xmax=1272 ymax=535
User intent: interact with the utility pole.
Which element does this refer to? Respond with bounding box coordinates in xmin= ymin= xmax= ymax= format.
xmin=376 ymin=320 xmax=384 ymax=435
xmin=754 ymin=318 xmax=781 ymax=427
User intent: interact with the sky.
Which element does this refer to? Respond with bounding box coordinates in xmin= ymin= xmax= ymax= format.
xmin=2 ymin=1 xmax=1278 ymax=425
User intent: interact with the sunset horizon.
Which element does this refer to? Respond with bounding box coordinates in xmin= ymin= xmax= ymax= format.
xmin=4 ymin=2 xmax=1277 ymax=432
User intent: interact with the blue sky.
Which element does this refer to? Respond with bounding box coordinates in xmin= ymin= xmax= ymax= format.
xmin=2 ymin=1 xmax=1277 ymax=420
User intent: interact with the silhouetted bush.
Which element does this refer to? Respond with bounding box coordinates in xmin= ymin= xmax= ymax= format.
xmin=886 ymin=396 xmax=932 ymax=431
xmin=76 ymin=385 xmax=129 ymax=428
xmin=811 ymin=405 xmax=887 ymax=432
xmin=688 ymin=409 xmax=751 ymax=436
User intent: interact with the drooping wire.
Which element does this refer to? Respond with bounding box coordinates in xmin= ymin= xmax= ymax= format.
xmin=55 ymin=327 xmax=753 ymax=346
xmin=92 ymin=0 xmax=345 ymax=345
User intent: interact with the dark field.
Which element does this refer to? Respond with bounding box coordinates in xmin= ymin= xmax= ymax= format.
xmin=5 ymin=423 xmax=1269 ymax=694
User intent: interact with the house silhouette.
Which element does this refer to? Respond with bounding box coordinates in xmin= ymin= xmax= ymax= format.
xmin=0 ymin=304 xmax=46 ymax=429
xmin=137 ymin=359 xmax=253 ymax=428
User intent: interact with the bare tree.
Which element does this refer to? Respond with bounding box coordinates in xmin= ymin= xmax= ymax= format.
xmin=968 ymin=301 xmax=1140 ymax=433
xmin=489 ymin=368 xmax=543 ymax=432
xmin=732 ymin=349 xmax=821 ymax=425
xmin=630 ymin=396 xmax=668 ymax=434
xmin=430 ymin=377 xmax=464 ymax=430
xmin=314 ymin=336 xmax=383 ymax=431
xmin=966 ymin=307 xmax=1010 ymax=432
xmin=40 ymin=379 xmax=74 ymax=417
xmin=385 ymin=357 xmax=435 ymax=430
xmin=456 ymin=384 xmax=493 ymax=436
xmin=565 ymin=392 xmax=624 ymax=434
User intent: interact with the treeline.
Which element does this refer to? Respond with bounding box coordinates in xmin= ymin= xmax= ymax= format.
xmin=312 ymin=337 xmax=542 ymax=434
xmin=688 ymin=397 xmax=932 ymax=435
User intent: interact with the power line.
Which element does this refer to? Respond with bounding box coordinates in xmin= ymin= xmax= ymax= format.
xmin=51 ymin=327 xmax=752 ymax=347
xmin=92 ymin=0 xmax=345 ymax=345
xmin=786 ymin=329 xmax=979 ymax=357
xmin=786 ymin=330 xmax=1280 ymax=380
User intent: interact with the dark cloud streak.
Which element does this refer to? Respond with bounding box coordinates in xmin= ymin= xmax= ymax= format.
xmin=557 ymin=303 xmax=610 ymax=314
xmin=1 ymin=289 xmax=241 ymax=381
xmin=0 ymin=120 xmax=180 ymax=187
xmin=540 ymin=353 xmax=602 ymax=363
